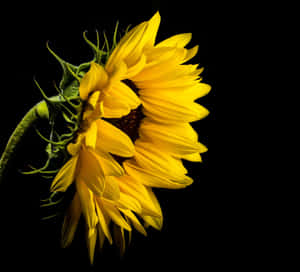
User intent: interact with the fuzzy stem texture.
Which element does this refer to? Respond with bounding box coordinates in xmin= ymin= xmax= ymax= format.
xmin=0 ymin=101 xmax=49 ymax=186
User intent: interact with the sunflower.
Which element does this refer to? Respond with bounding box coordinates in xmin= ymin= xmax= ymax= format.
xmin=50 ymin=11 xmax=211 ymax=263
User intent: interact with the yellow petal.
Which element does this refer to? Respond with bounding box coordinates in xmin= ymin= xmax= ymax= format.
xmin=132 ymin=48 xmax=186 ymax=82
xmin=101 ymin=198 xmax=132 ymax=231
xmin=80 ymin=62 xmax=108 ymax=100
xmin=156 ymin=33 xmax=192 ymax=48
xmin=143 ymin=47 xmax=180 ymax=65
xmin=113 ymin=225 xmax=126 ymax=256
xmin=85 ymin=121 xmax=98 ymax=149
xmin=95 ymin=119 xmax=135 ymax=157
xmin=126 ymin=53 xmax=147 ymax=78
xmin=106 ymin=12 xmax=160 ymax=73
xmin=177 ymin=152 xmax=203 ymax=162
xmin=180 ymin=82 xmax=211 ymax=101
xmin=102 ymin=95 xmax=131 ymax=118
xmin=134 ymin=140 xmax=190 ymax=181
xmin=61 ymin=193 xmax=82 ymax=248
xmin=106 ymin=81 xmax=141 ymax=110
xmin=124 ymin=160 xmax=192 ymax=189
xmin=98 ymin=225 xmax=105 ymax=250
xmin=87 ymin=227 xmax=97 ymax=264
xmin=109 ymin=61 xmax=128 ymax=81
xmin=67 ymin=134 xmax=84 ymax=156
xmin=102 ymin=176 xmax=120 ymax=201
xmin=51 ymin=155 xmax=78 ymax=192
xmin=136 ymin=70 xmax=202 ymax=89
xmin=142 ymin=96 xmax=209 ymax=124
xmin=144 ymin=11 xmax=161 ymax=49
xmin=118 ymin=192 xmax=142 ymax=214
xmin=139 ymin=119 xmax=207 ymax=155
xmin=121 ymin=209 xmax=147 ymax=236
xmin=77 ymin=147 xmax=105 ymax=196
xmin=139 ymin=81 xmax=210 ymax=103
xmin=118 ymin=175 xmax=161 ymax=217
xmin=95 ymin=198 xmax=112 ymax=244
xmin=76 ymin=179 xmax=98 ymax=229
xmin=125 ymin=11 xmax=161 ymax=65
xmin=93 ymin=150 xmax=124 ymax=177
xmin=105 ymin=22 xmax=148 ymax=73
xmin=87 ymin=90 xmax=101 ymax=109
xmin=142 ymin=188 xmax=163 ymax=230
xmin=143 ymin=117 xmax=198 ymax=140
xmin=183 ymin=45 xmax=199 ymax=63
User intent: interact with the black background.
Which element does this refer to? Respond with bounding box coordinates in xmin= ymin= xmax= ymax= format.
xmin=0 ymin=1 xmax=219 ymax=270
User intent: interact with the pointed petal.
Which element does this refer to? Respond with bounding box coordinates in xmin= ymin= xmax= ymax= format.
xmin=85 ymin=121 xmax=98 ymax=149
xmin=113 ymin=225 xmax=126 ymax=256
xmin=142 ymin=188 xmax=163 ymax=230
xmin=96 ymin=119 xmax=135 ymax=157
xmin=143 ymin=47 xmax=181 ymax=65
xmin=102 ymin=176 xmax=120 ymax=201
xmin=184 ymin=45 xmax=199 ymax=63
xmin=67 ymin=134 xmax=84 ymax=156
xmin=124 ymin=160 xmax=192 ymax=189
xmin=93 ymin=150 xmax=124 ymax=177
xmin=87 ymin=227 xmax=97 ymax=264
xmin=61 ymin=193 xmax=82 ymax=248
xmin=109 ymin=61 xmax=128 ymax=81
xmin=124 ymin=12 xmax=161 ymax=65
xmin=106 ymin=12 xmax=160 ymax=73
xmin=142 ymin=96 xmax=209 ymax=124
xmin=80 ymin=62 xmax=108 ymax=100
xmin=139 ymin=119 xmax=207 ymax=155
xmin=139 ymin=82 xmax=210 ymax=105
xmin=76 ymin=179 xmax=98 ymax=229
xmin=170 ymin=82 xmax=211 ymax=101
xmin=102 ymin=95 xmax=131 ymax=118
xmin=87 ymin=90 xmax=101 ymax=109
xmin=137 ymin=76 xmax=200 ymax=90
xmin=178 ymin=152 xmax=203 ymax=162
xmin=118 ymin=192 xmax=142 ymax=214
xmin=132 ymin=48 xmax=186 ymax=82
xmin=141 ymin=117 xmax=199 ymax=141
xmin=156 ymin=33 xmax=192 ymax=48
xmin=95 ymin=198 xmax=113 ymax=244
xmin=134 ymin=140 xmax=190 ymax=181
xmin=126 ymin=54 xmax=147 ymax=78
xmin=118 ymin=175 xmax=161 ymax=217
xmin=78 ymin=147 xmax=105 ymax=196
xmin=107 ymin=81 xmax=141 ymax=110
xmin=51 ymin=155 xmax=78 ymax=192
xmin=101 ymin=198 xmax=132 ymax=231
xmin=97 ymin=223 xmax=105 ymax=250
xmin=144 ymin=11 xmax=161 ymax=48
xmin=121 ymin=209 xmax=147 ymax=236
xmin=105 ymin=22 xmax=148 ymax=73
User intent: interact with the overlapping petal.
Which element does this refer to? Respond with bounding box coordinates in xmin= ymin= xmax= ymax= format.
xmin=50 ymin=11 xmax=210 ymax=261
xmin=105 ymin=11 xmax=161 ymax=73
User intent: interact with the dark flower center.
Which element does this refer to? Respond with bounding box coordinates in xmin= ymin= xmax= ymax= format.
xmin=104 ymin=79 xmax=145 ymax=164
xmin=122 ymin=79 xmax=140 ymax=95
xmin=109 ymin=106 xmax=144 ymax=143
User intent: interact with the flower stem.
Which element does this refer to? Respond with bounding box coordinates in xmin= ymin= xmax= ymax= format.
xmin=0 ymin=100 xmax=49 ymax=186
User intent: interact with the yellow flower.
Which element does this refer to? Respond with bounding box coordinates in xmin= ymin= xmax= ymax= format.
xmin=51 ymin=11 xmax=211 ymax=263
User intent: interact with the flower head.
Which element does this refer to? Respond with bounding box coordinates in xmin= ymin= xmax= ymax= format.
xmin=50 ymin=11 xmax=211 ymax=263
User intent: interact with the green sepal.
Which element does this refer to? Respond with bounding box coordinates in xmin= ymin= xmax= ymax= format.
xmin=83 ymin=31 xmax=106 ymax=64
xmin=46 ymin=42 xmax=79 ymax=92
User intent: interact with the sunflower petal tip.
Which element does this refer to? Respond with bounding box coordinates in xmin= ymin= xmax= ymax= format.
xmin=151 ymin=11 xmax=160 ymax=20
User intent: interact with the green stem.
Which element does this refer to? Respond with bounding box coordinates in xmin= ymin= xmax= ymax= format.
xmin=0 ymin=100 xmax=49 ymax=186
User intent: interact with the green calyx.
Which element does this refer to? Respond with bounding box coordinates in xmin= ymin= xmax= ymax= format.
xmin=0 ymin=24 xmax=126 ymax=219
